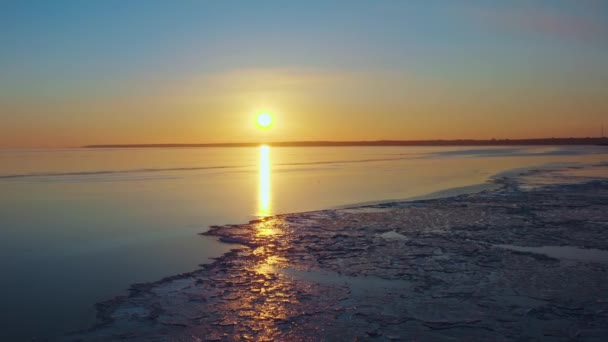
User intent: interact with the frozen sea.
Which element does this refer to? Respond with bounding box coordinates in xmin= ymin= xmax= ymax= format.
xmin=0 ymin=145 xmax=607 ymax=340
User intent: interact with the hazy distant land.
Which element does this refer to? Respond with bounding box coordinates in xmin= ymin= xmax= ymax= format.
xmin=84 ymin=137 xmax=608 ymax=148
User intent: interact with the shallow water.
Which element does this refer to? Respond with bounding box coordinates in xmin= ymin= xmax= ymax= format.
xmin=0 ymin=145 xmax=607 ymax=340
xmin=495 ymin=244 xmax=608 ymax=264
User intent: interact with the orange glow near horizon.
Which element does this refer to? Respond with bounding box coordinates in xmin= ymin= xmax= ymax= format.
xmin=1 ymin=66 xmax=607 ymax=148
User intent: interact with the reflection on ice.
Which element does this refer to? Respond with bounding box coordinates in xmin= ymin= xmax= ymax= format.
xmin=254 ymin=219 xmax=281 ymax=238
xmin=215 ymin=216 xmax=300 ymax=339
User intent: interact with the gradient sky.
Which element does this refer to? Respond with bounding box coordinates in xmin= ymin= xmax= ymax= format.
xmin=1 ymin=0 xmax=607 ymax=147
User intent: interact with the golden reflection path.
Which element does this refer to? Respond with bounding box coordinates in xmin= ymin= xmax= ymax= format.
xmin=225 ymin=145 xmax=297 ymax=337
xmin=258 ymin=145 xmax=271 ymax=217
xmin=210 ymin=146 xmax=320 ymax=339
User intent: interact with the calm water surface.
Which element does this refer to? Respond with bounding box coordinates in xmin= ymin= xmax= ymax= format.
xmin=0 ymin=146 xmax=607 ymax=340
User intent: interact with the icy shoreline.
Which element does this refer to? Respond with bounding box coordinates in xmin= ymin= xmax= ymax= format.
xmin=60 ymin=165 xmax=608 ymax=341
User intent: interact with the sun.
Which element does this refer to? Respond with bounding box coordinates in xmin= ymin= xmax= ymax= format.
xmin=256 ymin=112 xmax=273 ymax=129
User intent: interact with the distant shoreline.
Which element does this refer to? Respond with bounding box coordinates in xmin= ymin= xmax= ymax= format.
xmin=84 ymin=138 xmax=608 ymax=148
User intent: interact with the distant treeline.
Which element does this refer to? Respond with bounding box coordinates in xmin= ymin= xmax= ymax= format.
xmin=84 ymin=137 xmax=608 ymax=148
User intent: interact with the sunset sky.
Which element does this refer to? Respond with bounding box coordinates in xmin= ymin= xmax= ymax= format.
xmin=1 ymin=1 xmax=607 ymax=147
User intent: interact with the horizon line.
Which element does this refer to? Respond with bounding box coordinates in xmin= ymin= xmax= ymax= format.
xmin=82 ymin=137 xmax=608 ymax=148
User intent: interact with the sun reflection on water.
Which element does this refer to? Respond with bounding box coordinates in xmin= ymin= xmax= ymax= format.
xmin=258 ymin=145 xmax=271 ymax=217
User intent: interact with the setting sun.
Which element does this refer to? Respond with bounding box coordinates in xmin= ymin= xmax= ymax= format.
xmin=256 ymin=112 xmax=273 ymax=129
